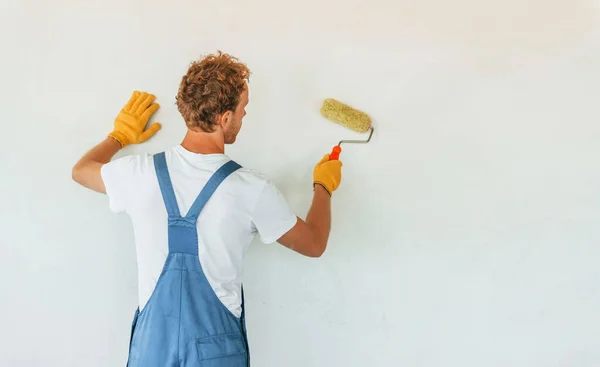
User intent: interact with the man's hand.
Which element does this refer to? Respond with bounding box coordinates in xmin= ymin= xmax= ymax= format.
xmin=108 ymin=91 xmax=161 ymax=147
xmin=313 ymin=154 xmax=343 ymax=196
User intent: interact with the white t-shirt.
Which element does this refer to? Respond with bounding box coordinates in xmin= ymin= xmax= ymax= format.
xmin=100 ymin=145 xmax=298 ymax=317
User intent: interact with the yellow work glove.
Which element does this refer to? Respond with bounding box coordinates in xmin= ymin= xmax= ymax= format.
xmin=313 ymin=154 xmax=342 ymax=196
xmin=108 ymin=91 xmax=161 ymax=147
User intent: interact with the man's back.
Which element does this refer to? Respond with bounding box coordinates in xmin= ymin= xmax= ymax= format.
xmin=101 ymin=144 xmax=297 ymax=317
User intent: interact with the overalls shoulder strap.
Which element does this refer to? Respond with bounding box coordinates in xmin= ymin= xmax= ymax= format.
xmin=153 ymin=152 xmax=242 ymax=255
xmin=153 ymin=152 xmax=181 ymax=218
xmin=184 ymin=159 xmax=242 ymax=219
xmin=153 ymin=152 xmax=242 ymax=219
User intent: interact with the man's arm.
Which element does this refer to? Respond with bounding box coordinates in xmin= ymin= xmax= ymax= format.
xmin=72 ymin=137 xmax=122 ymax=193
xmin=71 ymin=90 xmax=161 ymax=193
xmin=278 ymin=185 xmax=332 ymax=257
xmin=277 ymin=154 xmax=342 ymax=258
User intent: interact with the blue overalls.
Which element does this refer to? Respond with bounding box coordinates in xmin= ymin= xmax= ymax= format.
xmin=126 ymin=152 xmax=250 ymax=367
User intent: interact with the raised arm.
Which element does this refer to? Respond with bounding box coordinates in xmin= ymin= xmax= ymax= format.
xmin=71 ymin=91 xmax=161 ymax=193
xmin=277 ymin=154 xmax=342 ymax=257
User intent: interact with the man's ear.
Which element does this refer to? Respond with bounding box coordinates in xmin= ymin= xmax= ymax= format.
xmin=219 ymin=110 xmax=233 ymax=127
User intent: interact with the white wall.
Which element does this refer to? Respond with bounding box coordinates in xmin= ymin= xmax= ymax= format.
xmin=2 ymin=0 xmax=600 ymax=366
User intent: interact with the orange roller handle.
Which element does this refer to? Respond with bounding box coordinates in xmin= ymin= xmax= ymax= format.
xmin=329 ymin=145 xmax=342 ymax=160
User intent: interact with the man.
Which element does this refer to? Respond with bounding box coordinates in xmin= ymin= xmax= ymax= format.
xmin=72 ymin=51 xmax=342 ymax=366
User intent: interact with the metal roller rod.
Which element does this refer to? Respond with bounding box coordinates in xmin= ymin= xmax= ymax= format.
xmin=338 ymin=126 xmax=374 ymax=146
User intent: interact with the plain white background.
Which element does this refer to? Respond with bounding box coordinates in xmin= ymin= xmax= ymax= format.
xmin=2 ymin=0 xmax=600 ymax=366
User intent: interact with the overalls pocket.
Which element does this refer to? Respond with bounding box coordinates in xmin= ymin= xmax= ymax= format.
xmin=197 ymin=333 xmax=248 ymax=365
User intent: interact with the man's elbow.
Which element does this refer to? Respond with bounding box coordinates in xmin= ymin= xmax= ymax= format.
xmin=307 ymin=241 xmax=327 ymax=258
xmin=70 ymin=159 xmax=107 ymax=193
xmin=278 ymin=221 xmax=328 ymax=258
xmin=304 ymin=226 xmax=328 ymax=258
xmin=71 ymin=162 xmax=91 ymax=187
xmin=71 ymin=163 xmax=83 ymax=184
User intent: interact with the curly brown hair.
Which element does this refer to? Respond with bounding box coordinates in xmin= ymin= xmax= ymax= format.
xmin=176 ymin=51 xmax=251 ymax=132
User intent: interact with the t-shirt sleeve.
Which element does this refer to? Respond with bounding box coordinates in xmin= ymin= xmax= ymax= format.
xmin=251 ymin=180 xmax=298 ymax=244
xmin=100 ymin=154 xmax=143 ymax=214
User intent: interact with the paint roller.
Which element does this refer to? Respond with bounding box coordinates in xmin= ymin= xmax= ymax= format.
xmin=320 ymin=98 xmax=374 ymax=160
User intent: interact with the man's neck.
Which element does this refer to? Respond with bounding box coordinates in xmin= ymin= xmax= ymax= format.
xmin=180 ymin=128 xmax=225 ymax=154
